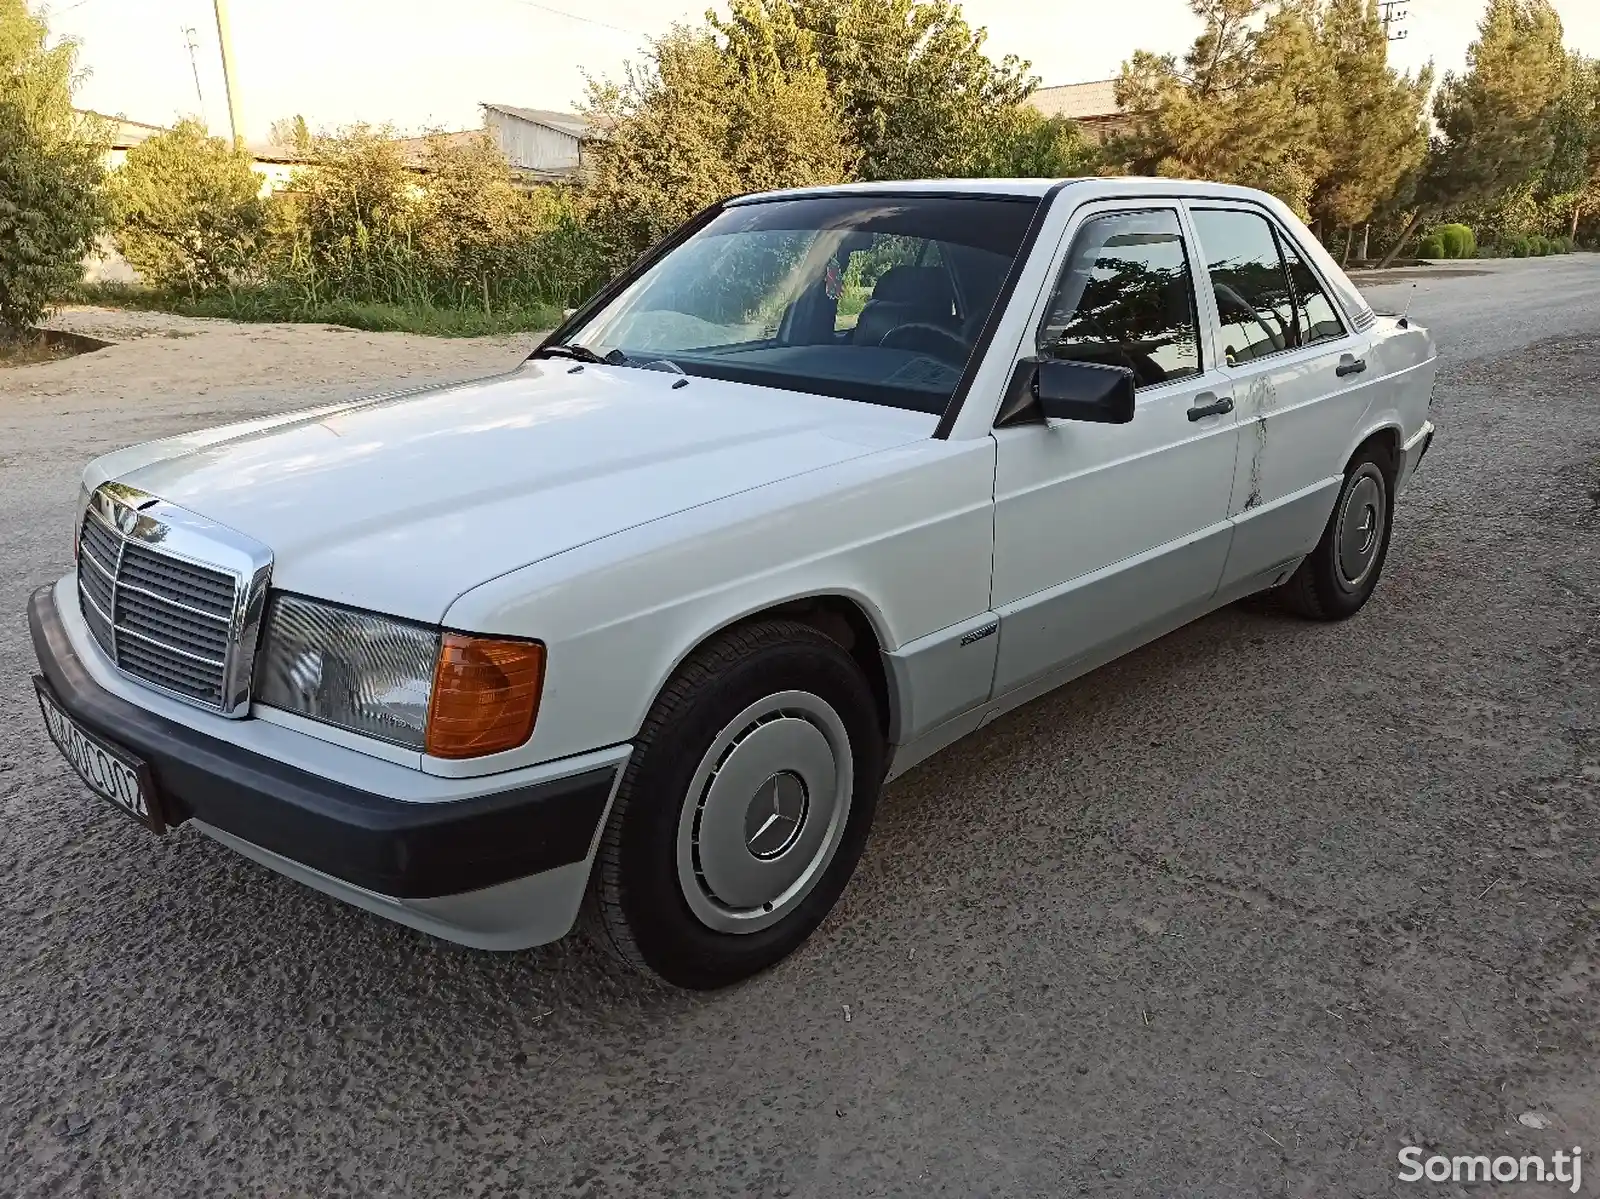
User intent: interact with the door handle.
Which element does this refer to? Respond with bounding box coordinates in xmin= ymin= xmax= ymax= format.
xmin=1336 ymin=357 xmax=1368 ymax=377
xmin=1187 ymin=394 xmax=1234 ymax=421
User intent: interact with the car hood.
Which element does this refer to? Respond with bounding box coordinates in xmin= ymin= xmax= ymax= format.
xmin=109 ymin=361 xmax=932 ymax=622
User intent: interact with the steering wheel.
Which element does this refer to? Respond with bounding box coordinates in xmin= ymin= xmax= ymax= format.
xmin=1214 ymin=283 xmax=1289 ymax=353
xmin=878 ymin=322 xmax=970 ymax=365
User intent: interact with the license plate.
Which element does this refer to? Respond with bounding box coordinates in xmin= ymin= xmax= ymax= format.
xmin=34 ymin=677 xmax=165 ymax=833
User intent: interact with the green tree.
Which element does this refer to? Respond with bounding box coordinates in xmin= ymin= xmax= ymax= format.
xmin=1543 ymin=54 xmax=1600 ymax=240
xmin=1311 ymin=0 xmax=1431 ymax=260
xmin=580 ymin=10 xmax=850 ymax=267
xmin=1430 ymin=0 xmax=1567 ymax=205
xmin=1377 ymin=0 xmax=1569 ymax=265
xmin=0 ymin=0 xmax=108 ymax=336
xmin=967 ymin=106 xmax=1098 ymax=178
xmin=757 ymin=0 xmax=1037 ymax=180
xmin=109 ymin=118 xmax=266 ymax=293
xmin=1113 ymin=0 xmax=1333 ymax=218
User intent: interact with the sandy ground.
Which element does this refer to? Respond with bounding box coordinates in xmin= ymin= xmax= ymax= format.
xmin=2 ymin=259 xmax=1599 ymax=1196
xmin=30 ymin=305 xmax=534 ymax=406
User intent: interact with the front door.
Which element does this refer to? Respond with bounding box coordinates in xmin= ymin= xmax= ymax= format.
xmin=989 ymin=203 xmax=1240 ymax=699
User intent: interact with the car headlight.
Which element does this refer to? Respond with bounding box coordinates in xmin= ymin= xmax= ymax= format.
xmin=254 ymin=594 xmax=546 ymax=758
xmin=256 ymin=595 xmax=439 ymax=747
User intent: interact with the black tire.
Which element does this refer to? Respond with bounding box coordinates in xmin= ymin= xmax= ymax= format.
xmin=582 ymin=619 xmax=886 ymax=990
xmin=1280 ymin=439 xmax=1396 ymax=620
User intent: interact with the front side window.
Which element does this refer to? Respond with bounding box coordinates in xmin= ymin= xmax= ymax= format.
xmin=1036 ymin=209 xmax=1202 ymax=388
xmin=564 ymin=196 xmax=1038 ymax=415
xmin=1189 ymin=208 xmax=1298 ymax=365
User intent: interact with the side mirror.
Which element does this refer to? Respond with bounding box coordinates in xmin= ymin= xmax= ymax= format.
xmin=996 ymin=357 xmax=1137 ymax=427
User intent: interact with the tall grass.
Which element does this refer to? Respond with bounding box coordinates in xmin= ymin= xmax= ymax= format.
xmin=75 ymin=280 xmax=564 ymax=336
xmin=98 ymin=126 xmax=605 ymax=337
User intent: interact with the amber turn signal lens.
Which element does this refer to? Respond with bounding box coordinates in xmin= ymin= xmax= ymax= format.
xmin=424 ymin=634 xmax=545 ymax=759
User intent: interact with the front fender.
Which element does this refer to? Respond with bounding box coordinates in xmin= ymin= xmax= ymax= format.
xmin=440 ymin=437 xmax=998 ymax=770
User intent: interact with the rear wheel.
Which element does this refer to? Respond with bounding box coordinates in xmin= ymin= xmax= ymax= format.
xmin=1280 ymin=441 xmax=1395 ymax=620
xmin=583 ymin=619 xmax=885 ymax=989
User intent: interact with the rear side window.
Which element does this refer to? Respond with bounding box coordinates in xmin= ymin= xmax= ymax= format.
xmin=1279 ymin=239 xmax=1345 ymax=344
xmin=1036 ymin=208 xmax=1202 ymax=389
xmin=1189 ymin=208 xmax=1298 ymax=365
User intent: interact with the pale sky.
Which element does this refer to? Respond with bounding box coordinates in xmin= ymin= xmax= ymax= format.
xmin=40 ymin=0 xmax=1600 ymax=144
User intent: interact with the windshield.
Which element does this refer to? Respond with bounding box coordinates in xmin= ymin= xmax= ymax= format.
xmin=562 ymin=195 xmax=1039 ymax=414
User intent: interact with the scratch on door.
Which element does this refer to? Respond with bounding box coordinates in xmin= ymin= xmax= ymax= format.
xmin=1243 ymin=376 xmax=1276 ymax=511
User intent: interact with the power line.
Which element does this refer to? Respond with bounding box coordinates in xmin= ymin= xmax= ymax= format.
xmin=494 ymin=0 xmax=640 ymax=37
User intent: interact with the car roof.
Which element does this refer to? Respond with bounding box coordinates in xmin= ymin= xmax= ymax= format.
xmin=731 ymin=177 xmax=1282 ymax=204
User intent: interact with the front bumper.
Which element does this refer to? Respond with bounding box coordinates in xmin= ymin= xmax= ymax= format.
xmin=30 ymin=582 xmax=627 ymax=949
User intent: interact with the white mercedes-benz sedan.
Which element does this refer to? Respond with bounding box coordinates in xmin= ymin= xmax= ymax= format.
xmin=31 ymin=178 xmax=1437 ymax=988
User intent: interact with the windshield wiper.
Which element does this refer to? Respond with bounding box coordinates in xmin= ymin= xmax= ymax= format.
xmin=532 ymin=342 xmax=609 ymax=364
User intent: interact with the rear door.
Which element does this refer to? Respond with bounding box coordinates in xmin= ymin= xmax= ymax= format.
xmin=988 ymin=202 xmax=1240 ymax=698
xmin=1185 ymin=203 xmax=1377 ymax=593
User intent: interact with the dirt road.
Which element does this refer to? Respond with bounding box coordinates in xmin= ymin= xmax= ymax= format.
xmin=2 ymin=259 xmax=1597 ymax=1196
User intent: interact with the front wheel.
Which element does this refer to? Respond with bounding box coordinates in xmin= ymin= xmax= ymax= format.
xmin=583 ymin=620 xmax=885 ymax=989
xmin=1280 ymin=441 xmax=1395 ymax=620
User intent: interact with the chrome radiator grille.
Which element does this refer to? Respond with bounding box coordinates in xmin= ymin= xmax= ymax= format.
xmin=75 ymin=486 xmax=271 ymax=714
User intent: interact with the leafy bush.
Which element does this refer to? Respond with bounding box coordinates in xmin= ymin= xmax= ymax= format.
xmin=0 ymin=0 xmax=109 ymax=336
xmin=109 ymin=119 xmax=266 ymax=293
xmin=414 ymin=136 xmax=604 ymax=309
xmin=254 ymin=126 xmax=605 ymax=321
xmin=1435 ymin=223 xmax=1476 ymax=258
xmin=267 ymin=124 xmax=420 ymax=306
xmin=1416 ymin=234 xmax=1445 ymax=259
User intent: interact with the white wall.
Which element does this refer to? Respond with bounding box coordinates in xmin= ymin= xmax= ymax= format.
xmin=486 ymin=111 xmax=581 ymax=173
xmin=84 ymin=235 xmax=139 ymax=285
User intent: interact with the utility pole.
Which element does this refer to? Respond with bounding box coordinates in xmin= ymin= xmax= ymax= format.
xmin=212 ymin=0 xmax=245 ymax=147
xmin=1378 ymin=0 xmax=1408 ymax=43
xmin=182 ymin=26 xmax=205 ymax=112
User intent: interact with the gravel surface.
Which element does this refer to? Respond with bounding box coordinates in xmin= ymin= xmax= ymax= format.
xmin=3 ymin=259 xmax=1598 ymax=1196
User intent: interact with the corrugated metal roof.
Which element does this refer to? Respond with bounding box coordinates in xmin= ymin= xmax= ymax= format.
xmin=247 ymin=129 xmax=575 ymax=183
xmin=1028 ymin=79 xmax=1124 ymax=121
xmin=77 ymin=109 xmax=167 ymax=149
xmin=388 ymin=129 xmax=491 ymax=166
xmin=481 ymin=104 xmax=591 ymax=139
